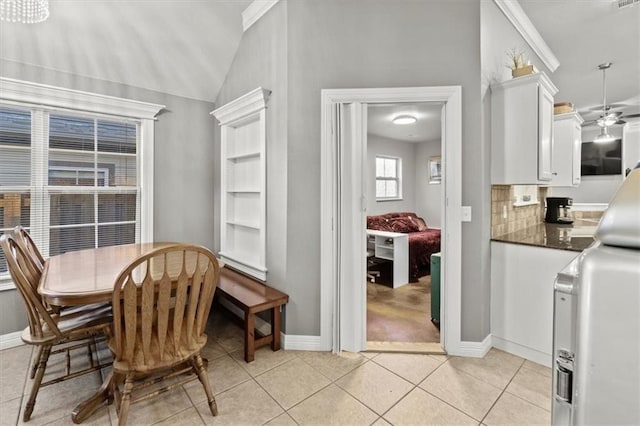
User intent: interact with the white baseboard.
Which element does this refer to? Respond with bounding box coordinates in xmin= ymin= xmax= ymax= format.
xmin=451 ymin=334 xmax=493 ymax=358
xmin=282 ymin=334 xmax=323 ymax=351
xmin=0 ymin=331 xmax=23 ymax=350
xmin=492 ymin=336 xmax=552 ymax=367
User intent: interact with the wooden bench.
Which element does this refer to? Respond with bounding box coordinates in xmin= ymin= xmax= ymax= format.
xmin=216 ymin=267 xmax=289 ymax=362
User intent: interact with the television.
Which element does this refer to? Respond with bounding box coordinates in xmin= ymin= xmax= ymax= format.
xmin=581 ymin=139 xmax=622 ymax=176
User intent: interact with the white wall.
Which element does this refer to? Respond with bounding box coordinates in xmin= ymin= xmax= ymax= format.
xmin=366 ymin=134 xmax=416 ymax=215
xmin=415 ymin=139 xmax=442 ymax=228
xmin=551 ymin=123 xmax=640 ymax=203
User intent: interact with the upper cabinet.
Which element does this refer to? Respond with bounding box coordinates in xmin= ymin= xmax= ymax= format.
xmin=211 ymin=87 xmax=271 ymax=281
xmin=491 ymin=72 xmax=559 ymax=184
xmin=551 ymin=112 xmax=583 ymax=187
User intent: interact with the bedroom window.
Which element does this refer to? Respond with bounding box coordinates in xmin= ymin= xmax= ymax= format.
xmin=376 ymin=156 xmax=402 ymax=200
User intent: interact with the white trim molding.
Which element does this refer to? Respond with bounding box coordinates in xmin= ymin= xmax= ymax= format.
xmin=282 ymin=334 xmax=323 ymax=351
xmin=492 ymin=336 xmax=551 ymax=367
xmin=320 ymin=86 xmax=464 ymax=356
xmin=0 ymin=331 xmax=24 ymax=350
xmin=0 ymin=77 xmax=165 ymax=120
xmin=457 ymin=334 xmax=493 ymax=358
xmin=242 ymin=0 xmax=280 ymax=32
xmin=493 ymin=0 xmax=560 ymax=72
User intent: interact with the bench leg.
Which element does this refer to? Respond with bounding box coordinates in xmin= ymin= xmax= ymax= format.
xmin=271 ymin=306 xmax=281 ymax=352
xmin=244 ymin=312 xmax=255 ymax=363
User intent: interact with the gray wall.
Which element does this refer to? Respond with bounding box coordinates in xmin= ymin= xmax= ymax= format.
xmin=0 ymin=60 xmax=217 ymax=335
xmin=415 ymin=140 xmax=442 ymax=229
xmin=366 ymin=134 xmax=417 ymax=215
xmin=213 ymin=3 xmax=289 ymax=328
xmin=287 ymin=0 xmax=487 ymax=339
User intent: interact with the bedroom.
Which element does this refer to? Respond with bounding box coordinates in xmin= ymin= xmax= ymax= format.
xmin=364 ymin=103 xmax=443 ymax=350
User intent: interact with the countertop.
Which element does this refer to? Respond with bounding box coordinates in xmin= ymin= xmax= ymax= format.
xmin=491 ymin=219 xmax=599 ymax=252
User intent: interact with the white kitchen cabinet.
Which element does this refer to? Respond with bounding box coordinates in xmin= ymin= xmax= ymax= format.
xmin=211 ymin=87 xmax=270 ymax=281
xmin=491 ymin=72 xmax=559 ymax=184
xmin=551 ymin=112 xmax=583 ymax=187
xmin=490 ymin=241 xmax=577 ymax=366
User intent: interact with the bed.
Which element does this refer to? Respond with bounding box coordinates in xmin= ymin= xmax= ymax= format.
xmin=367 ymin=212 xmax=441 ymax=279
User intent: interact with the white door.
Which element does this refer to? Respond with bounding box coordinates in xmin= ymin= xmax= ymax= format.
xmin=336 ymin=102 xmax=368 ymax=353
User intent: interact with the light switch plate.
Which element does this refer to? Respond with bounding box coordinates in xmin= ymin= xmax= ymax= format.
xmin=461 ymin=206 xmax=472 ymax=222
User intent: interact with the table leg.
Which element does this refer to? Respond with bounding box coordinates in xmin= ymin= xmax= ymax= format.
xmin=72 ymin=370 xmax=114 ymax=424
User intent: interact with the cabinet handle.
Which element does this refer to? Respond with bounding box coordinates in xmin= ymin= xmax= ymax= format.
xmin=552 ymin=172 xmax=558 ymax=175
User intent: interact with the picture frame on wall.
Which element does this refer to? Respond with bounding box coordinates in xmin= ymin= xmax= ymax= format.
xmin=429 ymin=156 xmax=442 ymax=184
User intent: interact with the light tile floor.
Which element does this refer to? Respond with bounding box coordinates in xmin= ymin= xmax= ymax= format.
xmin=0 ymin=314 xmax=552 ymax=425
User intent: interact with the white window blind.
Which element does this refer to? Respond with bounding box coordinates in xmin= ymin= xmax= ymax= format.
xmin=0 ymin=107 xmax=139 ymax=274
xmin=375 ymin=156 xmax=402 ymax=200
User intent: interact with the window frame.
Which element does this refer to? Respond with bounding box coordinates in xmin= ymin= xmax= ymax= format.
xmin=0 ymin=78 xmax=164 ymax=291
xmin=375 ymin=155 xmax=403 ymax=201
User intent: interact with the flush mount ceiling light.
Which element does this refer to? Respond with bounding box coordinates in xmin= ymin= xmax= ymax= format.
xmin=0 ymin=0 xmax=49 ymax=23
xmin=392 ymin=115 xmax=417 ymax=125
xmin=593 ymin=127 xmax=616 ymax=144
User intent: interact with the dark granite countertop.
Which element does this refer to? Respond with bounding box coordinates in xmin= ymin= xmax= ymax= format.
xmin=491 ymin=219 xmax=599 ymax=252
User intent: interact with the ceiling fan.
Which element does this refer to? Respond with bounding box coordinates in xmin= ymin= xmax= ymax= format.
xmin=582 ymin=62 xmax=640 ymax=143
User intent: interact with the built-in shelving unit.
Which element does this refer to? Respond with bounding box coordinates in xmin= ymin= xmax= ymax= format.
xmin=211 ymin=87 xmax=271 ymax=281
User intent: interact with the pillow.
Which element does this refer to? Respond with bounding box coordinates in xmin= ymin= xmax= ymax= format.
xmin=411 ymin=216 xmax=428 ymax=231
xmin=389 ymin=217 xmax=419 ymax=233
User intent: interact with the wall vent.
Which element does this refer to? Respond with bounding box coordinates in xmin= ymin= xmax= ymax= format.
xmin=617 ymin=0 xmax=639 ymax=9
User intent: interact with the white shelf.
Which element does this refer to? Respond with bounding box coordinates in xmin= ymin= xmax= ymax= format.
xmin=366 ymin=229 xmax=409 ymax=287
xmin=226 ymin=189 xmax=260 ymax=194
xmin=226 ymin=220 xmax=260 ymax=230
xmin=212 ymin=87 xmax=270 ymax=282
xmin=227 ymin=151 xmax=260 ymax=161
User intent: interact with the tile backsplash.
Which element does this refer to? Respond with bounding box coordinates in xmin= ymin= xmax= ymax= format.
xmin=491 ymin=185 xmax=548 ymax=238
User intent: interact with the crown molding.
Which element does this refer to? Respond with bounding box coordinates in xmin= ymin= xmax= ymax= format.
xmin=242 ymin=0 xmax=280 ymax=32
xmin=0 ymin=77 xmax=165 ymax=120
xmin=493 ymin=0 xmax=560 ymax=73
xmin=210 ymin=87 xmax=271 ymax=125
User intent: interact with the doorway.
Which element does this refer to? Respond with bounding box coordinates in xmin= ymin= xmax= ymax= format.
xmin=320 ymin=86 xmax=464 ymax=355
xmin=365 ymin=102 xmax=444 ymax=351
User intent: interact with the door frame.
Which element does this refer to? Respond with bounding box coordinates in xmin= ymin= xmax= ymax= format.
xmin=320 ymin=86 xmax=464 ymax=354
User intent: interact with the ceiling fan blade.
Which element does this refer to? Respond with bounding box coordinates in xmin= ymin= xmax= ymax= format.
xmin=581 ymin=120 xmax=599 ymax=127
xmin=615 ymin=119 xmax=627 ymax=125
xmin=621 ymin=113 xmax=640 ymax=119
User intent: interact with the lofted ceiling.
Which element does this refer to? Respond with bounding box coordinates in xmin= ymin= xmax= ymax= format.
xmin=0 ymin=0 xmax=252 ymax=102
xmin=519 ymin=0 xmax=640 ymax=124
xmin=0 ymin=0 xmax=637 ymax=116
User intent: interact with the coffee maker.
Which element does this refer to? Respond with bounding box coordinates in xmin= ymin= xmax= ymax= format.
xmin=545 ymin=197 xmax=574 ymax=224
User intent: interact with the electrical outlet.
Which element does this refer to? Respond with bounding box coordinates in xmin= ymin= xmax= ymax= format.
xmin=503 ymin=205 xmax=508 ymax=219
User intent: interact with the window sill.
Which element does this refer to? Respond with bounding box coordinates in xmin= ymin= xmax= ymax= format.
xmin=0 ymin=276 xmax=15 ymax=292
xmin=377 ymin=198 xmax=403 ymax=202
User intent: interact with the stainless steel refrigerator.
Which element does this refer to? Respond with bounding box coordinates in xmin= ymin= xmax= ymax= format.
xmin=552 ymin=166 xmax=640 ymax=425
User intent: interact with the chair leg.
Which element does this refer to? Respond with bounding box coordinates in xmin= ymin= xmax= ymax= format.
xmin=192 ymin=354 xmax=217 ymax=416
xmin=30 ymin=346 xmax=43 ymax=379
xmin=24 ymin=344 xmax=51 ymax=422
xmin=117 ymin=375 xmax=134 ymax=426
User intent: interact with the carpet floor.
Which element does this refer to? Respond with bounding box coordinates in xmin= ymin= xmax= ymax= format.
xmin=366 ymin=264 xmax=441 ymax=344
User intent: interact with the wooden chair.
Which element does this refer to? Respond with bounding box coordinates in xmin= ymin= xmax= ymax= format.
xmin=109 ymin=244 xmax=221 ymax=425
xmin=13 ymin=226 xmax=45 ymax=276
xmin=0 ymin=233 xmax=112 ymax=422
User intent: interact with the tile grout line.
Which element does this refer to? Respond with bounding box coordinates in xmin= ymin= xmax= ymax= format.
xmin=478 ymin=359 xmax=526 ymax=425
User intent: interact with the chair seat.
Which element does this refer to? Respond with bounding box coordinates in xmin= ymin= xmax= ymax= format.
xmin=22 ymin=303 xmax=112 ymax=345
xmin=109 ymin=325 xmax=207 ymax=374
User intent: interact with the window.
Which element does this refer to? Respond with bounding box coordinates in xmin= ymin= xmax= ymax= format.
xmin=0 ymin=78 xmax=163 ymax=286
xmin=375 ymin=156 xmax=402 ymax=200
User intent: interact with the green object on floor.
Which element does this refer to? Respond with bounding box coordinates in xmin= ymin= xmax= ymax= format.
xmin=430 ymin=252 xmax=441 ymax=323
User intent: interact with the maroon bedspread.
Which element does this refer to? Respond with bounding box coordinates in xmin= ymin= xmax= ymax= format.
xmin=367 ymin=212 xmax=441 ymax=278
xmin=407 ymin=229 xmax=441 ymax=278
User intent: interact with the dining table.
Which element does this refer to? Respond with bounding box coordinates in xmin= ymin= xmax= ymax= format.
xmin=39 ymin=242 xmax=179 ymax=423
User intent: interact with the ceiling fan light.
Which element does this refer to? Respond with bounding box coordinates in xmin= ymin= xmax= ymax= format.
xmin=598 ymin=116 xmax=618 ymax=127
xmin=593 ymin=128 xmax=615 ymax=143
xmin=392 ymin=115 xmax=417 ymax=125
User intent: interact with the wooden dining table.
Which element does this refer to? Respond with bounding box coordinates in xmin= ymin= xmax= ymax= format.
xmin=39 ymin=242 xmax=183 ymax=423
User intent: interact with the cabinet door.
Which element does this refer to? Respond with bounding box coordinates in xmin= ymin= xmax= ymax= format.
xmin=572 ymin=122 xmax=582 ymax=185
xmin=538 ymin=86 xmax=554 ymax=181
